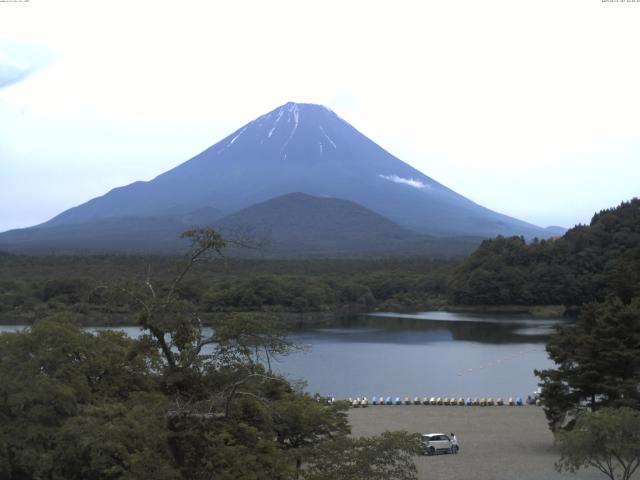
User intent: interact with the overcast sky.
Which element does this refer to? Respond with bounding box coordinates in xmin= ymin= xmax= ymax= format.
xmin=1 ymin=0 xmax=638 ymax=233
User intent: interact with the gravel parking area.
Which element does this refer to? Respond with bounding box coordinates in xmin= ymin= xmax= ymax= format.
xmin=349 ymin=405 xmax=615 ymax=480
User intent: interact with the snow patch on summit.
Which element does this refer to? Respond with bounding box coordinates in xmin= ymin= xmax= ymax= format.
xmin=228 ymin=126 xmax=248 ymax=146
xmin=268 ymin=109 xmax=284 ymax=138
xmin=379 ymin=174 xmax=429 ymax=189
xmin=280 ymin=103 xmax=300 ymax=153
xmin=319 ymin=126 xmax=336 ymax=149
xmin=288 ymin=102 xmax=300 ymax=128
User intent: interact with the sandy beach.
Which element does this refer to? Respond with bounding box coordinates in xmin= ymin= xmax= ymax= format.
xmin=349 ymin=405 xmax=618 ymax=480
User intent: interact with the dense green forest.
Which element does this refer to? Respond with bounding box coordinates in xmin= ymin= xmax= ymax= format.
xmin=2 ymin=199 xmax=639 ymax=326
xmin=450 ymin=199 xmax=640 ymax=307
xmin=0 ymin=253 xmax=453 ymax=325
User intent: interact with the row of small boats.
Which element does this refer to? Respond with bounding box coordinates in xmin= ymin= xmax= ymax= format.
xmin=343 ymin=396 xmax=541 ymax=407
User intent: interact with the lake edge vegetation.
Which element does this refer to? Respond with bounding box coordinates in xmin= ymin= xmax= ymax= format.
xmin=0 ymin=229 xmax=422 ymax=480
xmin=1 ymin=198 xmax=639 ymax=478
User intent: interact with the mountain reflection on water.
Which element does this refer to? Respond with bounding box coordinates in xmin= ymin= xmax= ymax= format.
xmin=279 ymin=311 xmax=563 ymax=398
xmin=356 ymin=311 xmax=563 ymax=344
xmin=0 ymin=312 xmax=564 ymax=398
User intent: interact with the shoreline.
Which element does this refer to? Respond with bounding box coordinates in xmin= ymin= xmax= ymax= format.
xmin=0 ymin=305 xmax=568 ymax=327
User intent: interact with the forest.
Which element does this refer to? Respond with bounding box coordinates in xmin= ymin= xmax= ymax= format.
xmin=2 ymin=199 xmax=640 ymax=327
xmin=1 ymin=200 xmax=639 ymax=479
xmin=0 ymin=254 xmax=453 ymax=326
xmin=449 ymin=199 xmax=640 ymax=308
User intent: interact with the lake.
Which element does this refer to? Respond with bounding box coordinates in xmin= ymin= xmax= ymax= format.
xmin=0 ymin=311 xmax=562 ymax=400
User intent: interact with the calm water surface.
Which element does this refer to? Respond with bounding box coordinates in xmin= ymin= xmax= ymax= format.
xmin=0 ymin=311 xmax=563 ymax=399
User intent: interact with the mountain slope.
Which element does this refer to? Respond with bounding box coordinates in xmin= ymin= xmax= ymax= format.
xmin=0 ymin=205 xmax=224 ymax=253
xmin=214 ymin=192 xmax=418 ymax=255
xmin=0 ymin=217 xmax=193 ymax=253
xmin=34 ymin=102 xmax=556 ymax=239
xmin=0 ymin=193 xmax=483 ymax=257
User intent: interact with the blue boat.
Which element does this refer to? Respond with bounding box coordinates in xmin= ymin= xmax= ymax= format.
xmin=465 ymin=397 xmax=472 ymax=406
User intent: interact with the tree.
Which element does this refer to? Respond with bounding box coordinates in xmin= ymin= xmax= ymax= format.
xmin=302 ymin=431 xmax=422 ymax=480
xmin=0 ymin=229 xmax=424 ymax=479
xmin=122 ymin=228 xmax=234 ymax=374
xmin=212 ymin=312 xmax=295 ymax=373
xmin=449 ymin=199 xmax=640 ymax=307
xmin=0 ymin=315 xmax=179 ymax=480
xmin=117 ymin=228 xmax=415 ymax=478
xmin=271 ymin=395 xmax=350 ymax=476
xmin=536 ymin=296 xmax=640 ymax=429
xmin=555 ymin=407 xmax=640 ymax=480
xmin=119 ymin=229 xmax=351 ymax=478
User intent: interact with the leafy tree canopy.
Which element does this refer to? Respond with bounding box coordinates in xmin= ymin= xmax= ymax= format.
xmin=450 ymin=198 xmax=640 ymax=306
xmin=536 ymin=296 xmax=640 ymax=429
xmin=302 ymin=431 xmax=422 ymax=480
xmin=555 ymin=407 xmax=640 ymax=480
xmin=0 ymin=229 xmax=422 ymax=479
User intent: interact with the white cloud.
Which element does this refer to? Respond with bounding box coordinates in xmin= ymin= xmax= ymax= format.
xmin=0 ymin=40 xmax=53 ymax=89
xmin=379 ymin=174 xmax=428 ymax=189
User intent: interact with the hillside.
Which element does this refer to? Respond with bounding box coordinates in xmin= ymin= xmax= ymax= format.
xmin=0 ymin=193 xmax=482 ymax=257
xmin=449 ymin=198 xmax=640 ymax=306
xmin=216 ymin=192 xmax=411 ymax=250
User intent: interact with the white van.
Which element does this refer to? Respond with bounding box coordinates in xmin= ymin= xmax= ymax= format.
xmin=422 ymin=433 xmax=457 ymax=455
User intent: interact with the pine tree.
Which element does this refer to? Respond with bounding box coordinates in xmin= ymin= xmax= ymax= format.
xmin=536 ymin=296 xmax=640 ymax=429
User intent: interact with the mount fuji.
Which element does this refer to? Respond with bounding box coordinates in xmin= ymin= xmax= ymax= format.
xmin=0 ymin=102 xmax=562 ymax=255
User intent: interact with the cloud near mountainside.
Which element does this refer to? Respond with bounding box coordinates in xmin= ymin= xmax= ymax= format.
xmin=0 ymin=41 xmax=53 ymax=89
xmin=379 ymin=174 xmax=428 ymax=189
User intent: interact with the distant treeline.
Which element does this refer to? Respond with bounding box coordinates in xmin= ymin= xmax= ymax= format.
xmin=449 ymin=199 xmax=640 ymax=307
xmin=0 ymin=254 xmax=453 ymax=325
xmin=3 ymin=199 xmax=638 ymax=324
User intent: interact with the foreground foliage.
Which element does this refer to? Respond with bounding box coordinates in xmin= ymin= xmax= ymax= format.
xmin=535 ymin=296 xmax=640 ymax=430
xmin=555 ymin=407 xmax=640 ymax=480
xmin=0 ymin=318 xmax=178 ymax=480
xmin=0 ymin=229 xmax=421 ymax=479
xmin=302 ymin=431 xmax=422 ymax=480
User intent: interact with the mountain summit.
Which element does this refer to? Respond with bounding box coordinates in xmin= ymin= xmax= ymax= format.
xmin=1 ymin=102 xmax=559 ymax=254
